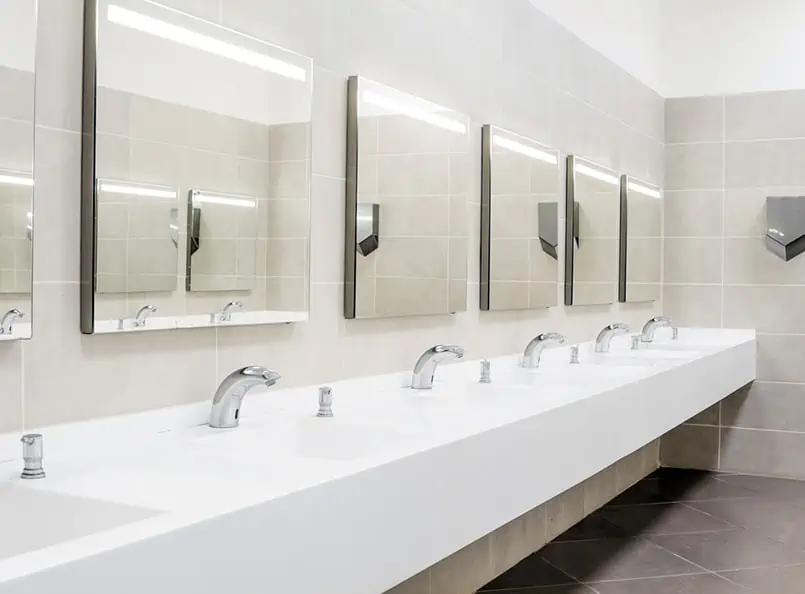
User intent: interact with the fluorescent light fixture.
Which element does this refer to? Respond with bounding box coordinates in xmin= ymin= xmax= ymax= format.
xmin=0 ymin=174 xmax=33 ymax=187
xmin=194 ymin=193 xmax=256 ymax=208
xmin=107 ymin=5 xmax=307 ymax=82
xmin=361 ymin=90 xmax=466 ymax=134
xmin=98 ymin=183 xmax=177 ymax=199
xmin=492 ymin=135 xmax=557 ymax=164
xmin=627 ymin=181 xmax=662 ymax=199
xmin=574 ymin=163 xmax=619 ymax=186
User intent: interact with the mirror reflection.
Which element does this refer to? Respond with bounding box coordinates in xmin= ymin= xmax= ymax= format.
xmin=619 ymin=175 xmax=662 ymax=303
xmin=82 ymin=0 xmax=313 ymax=334
xmin=344 ymin=76 xmax=470 ymax=319
xmin=480 ymin=125 xmax=559 ymax=311
xmin=0 ymin=0 xmax=36 ymax=340
xmin=564 ymin=155 xmax=620 ymax=306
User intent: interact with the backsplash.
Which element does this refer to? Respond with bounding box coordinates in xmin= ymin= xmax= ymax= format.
xmin=663 ymin=91 xmax=805 ymax=478
xmin=0 ymin=0 xmax=663 ymax=433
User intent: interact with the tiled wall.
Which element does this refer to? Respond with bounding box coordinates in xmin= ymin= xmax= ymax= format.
xmin=663 ymin=91 xmax=805 ymax=479
xmin=355 ymin=112 xmax=469 ymax=317
xmin=386 ymin=440 xmax=660 ymax=594
xmin=0 ymin=0 xmax=663 ymax=434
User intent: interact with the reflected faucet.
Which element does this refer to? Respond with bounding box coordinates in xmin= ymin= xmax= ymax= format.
xmin=133 ymin=305 xmax=157 ymax=328
xmin=411 ymin=344 xmax=465 ymax=390
xmin=522 ymin=332 xmax=566 ymax=369
xmin=209 ymin=366 xmax=281 ymax=429
xmin=0 ymin=309 xmax=23 ymax=335
xmin=595 ymin=323 xmax=630 ymax=353
xmin=216 ymin=300 xmax=243 ymax=323
xmin=640 ymin=316 xmax=678 ymax=343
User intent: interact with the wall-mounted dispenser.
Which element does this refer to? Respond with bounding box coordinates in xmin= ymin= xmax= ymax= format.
xmin=766 ymin=196 xmax=805 ymax=261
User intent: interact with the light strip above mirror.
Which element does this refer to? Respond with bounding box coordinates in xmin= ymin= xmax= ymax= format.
xmin=0 ymin=174 xmax=34 ymax=187
xmin=626 ymin=181 xmax=662 ymax=199
xmin=107 ymin=5 xmax=307 ymax=82
xmin=98 ymin=182 xmax=177 ymax=199
xmin=361 ymin=90 xmax=467 ymax=134
xmin=193 ymin=192 xmax=256 ymax=208
xmin=492 ymin=135 xmax=558 ymax=164
xmin=574 ymin=163 xmax=619 ymax=186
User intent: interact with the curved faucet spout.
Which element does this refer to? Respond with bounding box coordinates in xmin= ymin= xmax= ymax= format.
xmin=0 ymin=309 xmax=23 ymax=335
xmin=133 ymin=304 xmax=158 ymax=328
xmin=522 ymin=332 xmax=566 ymax=369
xmin=641 ymin=316 xmax=675 ymax=343
xmin=411 ymin=344 xmax=465 ymax=390
xmin=595 ymin=323 xmax=630 ymax=353
xmin=209 ymin=366 xmax=281 ymax=428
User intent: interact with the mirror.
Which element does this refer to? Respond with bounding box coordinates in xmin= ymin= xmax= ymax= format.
xmin=564 ymin=155 xmax=620 ymax=306
xmin=81 ymin=0 xmax=313 ymax=334
xmin=480 ymin=125 xmax=560 ymax=311
xmin=619 ymin=175 xmax=662 ymax=303
xmin=0 ymin=0 xmax=36 ymax=341
xmin=344 ymin=76 xmax=470 ymax=319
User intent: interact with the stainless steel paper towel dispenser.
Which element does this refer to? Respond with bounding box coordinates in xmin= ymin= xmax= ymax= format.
xmin=766 ymin=196 xmax=805 ymax=261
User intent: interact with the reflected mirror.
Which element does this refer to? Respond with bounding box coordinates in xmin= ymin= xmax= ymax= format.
xmin=480 ymin=125 xmax=559 ymax=311
xmin=81 ymin=0 xmax=312 ymax=334
xmin=0 ymin=0 xmax=36 ymax=340
xmin=344 ymin=76 xmax=470 ymax=319
xmin=619 ymin=175 xmax=662 ymax=303
xmin=564 ymin=155 xmax=620 ymax=306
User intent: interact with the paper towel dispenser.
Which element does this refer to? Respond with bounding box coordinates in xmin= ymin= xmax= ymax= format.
xmin=766 ymin=196 xmax=805 ymax=261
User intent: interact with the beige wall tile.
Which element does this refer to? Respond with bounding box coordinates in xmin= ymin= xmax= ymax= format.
xmin=490 ymin=152 xmax=534 ymax=195
xmin=660 ymin=424 xmax=719 ymax=470
xmin=448 ymin=279 xmax=467 ymax=313
xmin=490 ymin=195 xmax=533 ymax=239
xmin=571 ymin=282 xmax=616 ymax=306
xmin=265 ymin=277 xmax=307 ymax=312
xmin=377 ymin=114 xmax=454 ymax=155
xmin=582 ymin=464 xmax=618 ymax=515
xmin=490 ymin=506 xmax=546 ymax=578
xmin=546 ymin=483 xmax=584 ymax=541
xmin=576 ymin=192 xmax=620 ymax=238
xmin=269 ymin=161 xmax=309 ymax=199
xmin=378 ymin=154 xmax=449 ymax=195
xmin=529 ymin=241 xmax=559 ymax=283
xmin=757 ymin=334 xmax=805 ymax=383
xmin=311 ymin=68 xmax=346 ymax=178
xmin=666 ymin=96 xmax=724 ymax=143
xmin=265 ymin=238 xmax=308 ymax=278
xmin=376 ymin=238 xmax=449 ymax=279
xmin=0 ymin=119 xmax=34 ymax=172
xmin=529 ymin=282 xmax=558 ymax=308
xmin=726 ymin=139 xmax=805 ymax=188
xmin=490 ymin=239 xmax=529 ymax=282
xmin=375 ymin=278 xmax=448 ymax=317
xmin=380 ymin=196 xmax=450 ymax=237
xmin=664 ymin=190 xmax=723 ymax=237
xmin=724 ymin=238 xmax=805 ymax=285
xmin=725 ymin=90 xmax=805 ymax=141
xmin=724 ymin=188 xmax=805 ymax=238
xmin=626 ymin=239 xmax=661 ymax=283
xmin=721 ymin=427 xmax=805 ymax=478
xmin=0 ymin=66 xmax=35 ymax=123
xmin=95 ymin=86 xmax=131 ymax=137
xmin=722 ymin=382 xmax=805 ymax=432
xmin=129 ymin=95 xmax=189 ymax=146
xmin=664 ymin=238 xmax=722 ymax=283
xmin=264 ymin=199 xmax=310 ymax=239
xmin=269 ymin=122 xmax=310 ymax=162
xmin=430 ymin=536 xmax=493 ymax=594
xmin=724 ymin=286 xmax=805 ymax=333
xmin=574 ymin=238 xmax=618 ymax=282
xmin=688 ymin=404 xmax=720 ymax=426
xmin=0 ymin=344 xmax=22 ymax=433
xmin=489 ymin=282 xmax=530 ymax=311
xmin=665 ymin=143 xmax=723 ymax=191
xmin=449 ymin=239 xmax=467 ymax=280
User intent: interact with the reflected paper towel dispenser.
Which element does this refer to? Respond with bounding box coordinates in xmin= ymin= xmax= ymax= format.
xmin=766 ymin=196 xmax=805 ymax=261
xmin=537 ymin=202 xmax=559 ymax=260
xmin=356 ymin=202 xmax=380 ymax=257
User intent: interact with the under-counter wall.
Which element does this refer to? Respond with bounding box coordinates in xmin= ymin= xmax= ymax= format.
xmin=0 ymin=0 xmax=663 ymax=434
xmin=663 ymin=91 xmax=805 ymax=478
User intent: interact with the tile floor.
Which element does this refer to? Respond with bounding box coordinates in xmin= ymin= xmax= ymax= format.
xmin=479 ymin=468 xmax=805 ymax=593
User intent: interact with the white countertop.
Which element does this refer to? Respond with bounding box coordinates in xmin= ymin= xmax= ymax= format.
xmin=0 ymin=327 xmax=756 ymax=594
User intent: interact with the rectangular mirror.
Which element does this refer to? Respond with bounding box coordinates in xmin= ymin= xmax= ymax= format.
xmin=564 ymin=155 xmax=620 ymax=306
xmin=480 ymin=125 xmax=560 ymax=311
xmin=619 ymin=175 xmax=662 ymax=303
xmin=81 ymin=0 xmax=313 ymax=334
xmin=0 ymin=0 xmax=36 ymax=340
xmin=344 ymin=76 xmax=470 ymax=319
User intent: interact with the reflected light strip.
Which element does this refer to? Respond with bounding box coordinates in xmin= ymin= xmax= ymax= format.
xmin=99 ymin=183 xmax=177 ymax=199
xmin=627 ymin=181 xmax=662 ymax=199
xmin=361 ymin=90 xmax=466 ymax=134
xmin=574 ymin=163 xmax=619 ymax=186
xmin=492 ymin=135 xmax=557 ymax=164
xmin=0 ymin=174 xmax=34 ymax=187
xmin=107 ymin=5 xmax=307 ymax=82
xmin=194 ymin=193 xmax=256 ymax=208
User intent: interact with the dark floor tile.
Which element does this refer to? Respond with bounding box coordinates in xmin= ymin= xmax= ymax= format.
xmin=651 ymin=530 xmax=805 ymax=571
xmin=483 ymin=586 xmax=597 ymax=593
xmin=717 ymin=473 xmax=805 ymax=502
xmin=590 ymin=573 xmax=745 ymax=594
xmin=539 ymin=538 xmax=703 ymax=582
xmin=480 ymin=554 xmax=575 ymax=590
xmin=555 ymin=515 xmax=629 ymax=542
xmin=599 ymin=503 xmax=740 ymax=536
xmin=607 ymin=476 xmax=756 ymax=507
xmin=692 ymin=498 xmax=805 ymax=550
xmin=648 ymin=468 xmax=723 ymax=481
xmin=719 ymin=563 xmax=805 ymax=592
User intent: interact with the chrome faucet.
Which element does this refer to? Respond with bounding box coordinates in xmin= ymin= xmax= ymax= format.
xmin=133 ymin=305 xmax=157 ymax=328
xmin=0 ymin=309 xmax=23 ymax=335
xmin=411 ymin=344 xmax=465 ymax=390
xmin=641 ymin=316 xmax=677 ymax=343
xmin=522 ymin=332 xmax=566 ymax=368
xmin=595 ymin=323 xmax=630 ymax=353
xmin=215 ymin=300 xmax=243 ymax=323
xmin=209 ymin=366 xmax=281 ymax=429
